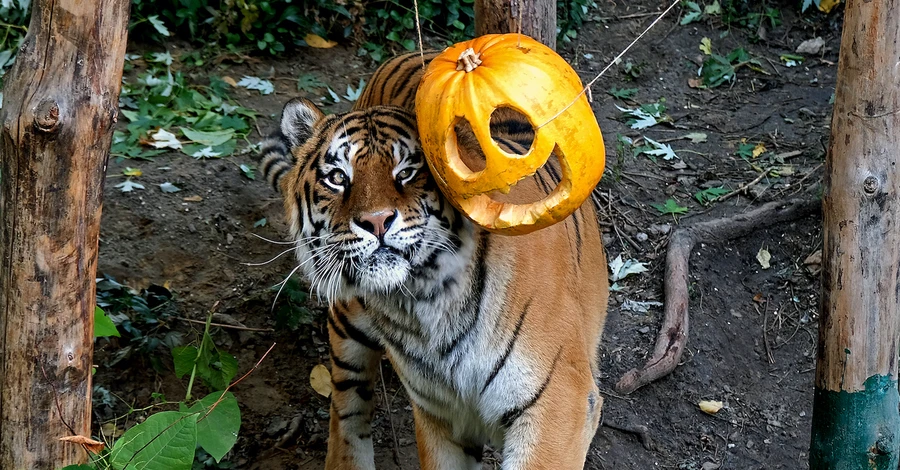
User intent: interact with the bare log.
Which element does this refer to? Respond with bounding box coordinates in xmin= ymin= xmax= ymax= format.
xmin=615 ymin=197 xmax=819 ymax=394
xmin=475 ymin=0 xmax=556 ymax=49
xmin=0 ymin=0 xmax=129 ymax=467
xmin=809 ymin=0 xmax=900 ymax=467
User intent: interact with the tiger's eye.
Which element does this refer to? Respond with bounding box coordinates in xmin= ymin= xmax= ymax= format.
xmin=397 ymin=168 xmax=414 ymax=181
xmin=327 ymin=169 xmax=347 ymax=186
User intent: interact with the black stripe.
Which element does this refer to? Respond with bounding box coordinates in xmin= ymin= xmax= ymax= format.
xmin=533 ymin=168 xmax=553 ymax=194
xmin=327 ymin=314 xmax=348 ymax=339
xmin=333 ymin=378 xmax=370 ymax=392
xmin=338 ymin=410 xmax=365 ymax=420
xmin=333 ymin=308 xmax=381 ymax=350
xmin=572 ymin=210 xmax=583 ymax=261
xmin=481 ymin=298 xmax=532 ymax=394
xmin=331 ymin=354 xmax=364 ymax=374
xmin=387 ymin=61 xmax=424 ymax=106
xmin=440 ymin=235 xmax=489 ymax=357
xmin=269 ymin=165 xmax=289 ymax=191
xmin=499 ymin=348 xmax=563 ymax=428
xmin=544 ymin=160 xmax=562 ymax=186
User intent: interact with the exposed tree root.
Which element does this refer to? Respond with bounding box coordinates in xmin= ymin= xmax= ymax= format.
xmin=615 ymin=197 xmax=821 ymax=394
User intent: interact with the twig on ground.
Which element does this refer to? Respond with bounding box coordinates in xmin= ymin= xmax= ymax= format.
xmin=601 ymin=420 xmax=655 ymax=450
xmin=615 ymin=197 xmax=820 ymax=394
xmin=759 ymin=299 xmax=775 ymax=364
xmin=712 ymin=167 xmax=774 ymax=203
xmin=173 ymin=316 xmax=274 ymax=332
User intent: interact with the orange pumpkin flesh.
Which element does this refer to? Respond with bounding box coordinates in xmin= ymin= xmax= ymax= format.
xmin=415 ymin=33 xmax=606 ymax=235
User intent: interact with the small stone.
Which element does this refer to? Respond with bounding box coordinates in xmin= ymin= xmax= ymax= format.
xmin=746 ymin=440 xmax=755 ymax=449
xmin=638 ymin=327 xmax=650 ymax=334
xmin=796 ymin=37 xmax=826 ymax=56
xmin=188 ymin=224 xmax=197 ymax=234
xmin=266 ymin=417 xmax=289 ymax=436
xmin=649 ymin=224 xmax=671 ymax=235
xmin=635 ymin=232 xmax=649 ymax=242
xmin=702 ymin=463 xmax=721 ymax=470
xmin=226 ymin=233 xmax=234 ymax=245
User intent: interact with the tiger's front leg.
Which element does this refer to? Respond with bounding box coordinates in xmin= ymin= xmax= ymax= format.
xmin=412 ymin=405 xmax=484 ymax=470
xmin=500 ymin=357 xmax=603 ymax=470
xmin=324 ymin=300 xmax=383 ymax=470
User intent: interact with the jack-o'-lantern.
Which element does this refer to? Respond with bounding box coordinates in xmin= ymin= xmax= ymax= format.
xmin=415 ymin=33 xmax=605 ymax=235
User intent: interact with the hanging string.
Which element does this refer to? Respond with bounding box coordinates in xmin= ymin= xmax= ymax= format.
xmin=535 ymin=0 xmax=682 ymax=129
xmin=413 ymin=0 xmax=426 ymax=69
xmin=516 ymin=0 xmax=524 ymax=47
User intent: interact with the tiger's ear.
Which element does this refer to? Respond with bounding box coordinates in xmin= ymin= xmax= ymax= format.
xmin=280 ymin=98 xmax=325 ymax=148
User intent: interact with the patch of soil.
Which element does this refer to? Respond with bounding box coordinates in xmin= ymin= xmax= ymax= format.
xmin=94 ymin=1 xmax=839 ymax=468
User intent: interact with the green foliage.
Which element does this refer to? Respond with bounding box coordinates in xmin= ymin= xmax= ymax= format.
xmin=0 ymin=0 xmax=28 ymax=88
xmin=558 ymin=0 xmax=595 ymax=43
xmin=172 ymin=315 xmax=238 ymax=397
xmin=95 ymin=307 xmax=121 ymax=338
xmin=130 ymin=0 xmax=359 ymax=55
xmin=718 ymin=0 xmax=781 ymax=29
xmin=110 ymin=411 xmax=199 ymax=470
xmin=652 ymin=199 xmax=689 ymax=215
xmin=273 ymin=277 xmax=316 ymax=331
xmin=735 ymin=141 xmax=756 ymax=160
xmin=694 ymin=186 xmax=729 ymax=204
xmin=96 ymin=275 xmax=180 ymax=368
xmin=699 ymin=47 xmax=762 ymax=88
xmin=114 ymin=54 xmax=256 ymax=161
xmin=607 ymin=87 xmax=638 ymax=100
xmin=185 ymin=392 xmax=241 ymax=462
xmin=359 ymin=0 xmax=475 ymax=60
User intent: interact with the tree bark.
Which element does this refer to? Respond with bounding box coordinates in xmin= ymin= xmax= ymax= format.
xmin=475 ymin=0 xmax=556 ymax=49
xmin=809 ymin=0 xmax=900 ymax=468
xmin=0 ymin=0 xmax=129 ymax=467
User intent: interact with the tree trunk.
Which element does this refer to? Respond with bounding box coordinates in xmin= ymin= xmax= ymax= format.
xmin=0 ymin=0 xmax=129 ymax=467
xmin=809 ymin=0 xmax=900 ymax=468
xmin=475 ymin=0 xmax=556 ymax=49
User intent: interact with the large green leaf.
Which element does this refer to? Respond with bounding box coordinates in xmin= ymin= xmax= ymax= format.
xmin=94 ymin=306 xmax=120 ymax=338
xmin=180 ymin=127 xmax=234 ymax=147
xmin=188 ymin=392 xmax=241 ymax=462
xmin=171 ymin=345 xmax=199 ymax=379
xmin=110 ymin=411 xmax=198 ymax=470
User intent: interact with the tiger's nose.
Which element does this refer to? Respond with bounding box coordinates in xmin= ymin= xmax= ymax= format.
xmin=357 ymin=210 xmax=397 ymax=238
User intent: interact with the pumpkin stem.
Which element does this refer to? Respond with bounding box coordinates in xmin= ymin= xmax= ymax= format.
xmin=456 ymin=48 xmax=482 ymax=72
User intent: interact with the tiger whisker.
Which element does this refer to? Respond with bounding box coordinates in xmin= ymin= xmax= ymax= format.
xmin=270 ymin=262 xmax=306 ymax=312
xmin=242 ymin=245 xmax=299 ymax=266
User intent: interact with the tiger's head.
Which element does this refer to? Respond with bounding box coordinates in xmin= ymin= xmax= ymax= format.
xmin=261 ymin=98 xmax=466 ymax=303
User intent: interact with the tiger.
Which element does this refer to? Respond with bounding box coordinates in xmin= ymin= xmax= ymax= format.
xmin=259 ymin=49 xmax=610 ymax=469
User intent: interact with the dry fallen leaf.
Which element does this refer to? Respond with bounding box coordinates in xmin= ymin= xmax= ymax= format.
xmin=60 ymin=435 xmax=106 ymax=454
xmin=687 ymin=78 xmax=703 ymax=89
xmin=752 ymin=142 xmax=767 ymax=158
xmin=699 ymin=400 xmax=724 ymax=414
xmin=305 ymin=33 xmax=337 ymax=49
xmin=310 ymin=364 xmax=333 ymax=397
xmin=818 ymin=0 xmax=840 ymax=13
xmin=222 ymin=76 xmax=237 ymax=87
xmin=183 ymin=195 xmax=203 ymax=202
xmin=756 ymin=247 xmax=771 ymax=270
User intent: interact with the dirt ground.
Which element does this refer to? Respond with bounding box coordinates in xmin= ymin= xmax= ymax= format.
xmin=93 ymin=1 xmax=839 ymax=468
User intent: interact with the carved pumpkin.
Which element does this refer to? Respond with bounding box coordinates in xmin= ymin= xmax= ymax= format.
xmin=415 ymin=33 xmax=605 ymax=235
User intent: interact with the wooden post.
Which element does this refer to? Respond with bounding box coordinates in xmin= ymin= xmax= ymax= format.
xmin=809 ymin=0 xmax=900 ymax=468
xmin=475 ymin=0 xmax=556 ymax=49
xmin=0 ymin=0 xmax=129 ymax=467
